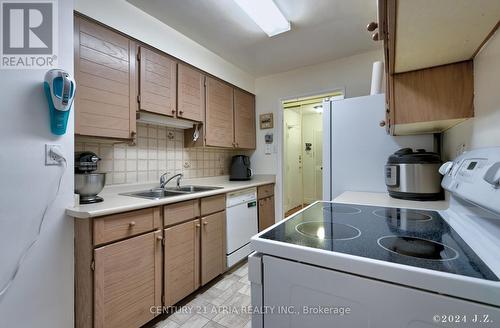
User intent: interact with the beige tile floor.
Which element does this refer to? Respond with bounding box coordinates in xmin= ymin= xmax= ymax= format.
xmin=145 ymin=261 xmax=251 ymax=328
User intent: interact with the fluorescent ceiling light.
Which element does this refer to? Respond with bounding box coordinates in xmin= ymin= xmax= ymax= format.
xmin=234 ymin=0 xmax=291 ymax=37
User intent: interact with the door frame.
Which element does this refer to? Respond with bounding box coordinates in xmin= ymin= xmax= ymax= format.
xmin=278 ymin=87 xmax=345 ymax=219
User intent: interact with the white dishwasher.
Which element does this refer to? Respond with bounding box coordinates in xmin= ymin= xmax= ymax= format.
xmin=226 ymin=187 xmax=258 ymax=267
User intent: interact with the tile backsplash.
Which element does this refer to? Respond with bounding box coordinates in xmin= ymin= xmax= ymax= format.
xmin=76 ymin=123 xmax=248 ymax=185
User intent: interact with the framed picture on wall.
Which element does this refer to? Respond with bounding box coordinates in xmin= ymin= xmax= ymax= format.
xmin=259 ymin=113 xmax=274 ymax=129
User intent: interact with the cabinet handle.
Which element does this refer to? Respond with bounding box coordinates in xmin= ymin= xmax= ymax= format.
xmin=179 ymin=110 xmax=184 ymax=115
xmin=156 ymin=235 xmax=163 ymax=241
xmin=379 ymin=120 xmax=386 ymax=127
xmin=129 ymin=221 xmax=136 ymax=227
xmin=196 ymin=223 xmax=201 ymax=228
xmin=367 ymin=22 xmax=378 ymax=32
xmin=171 ymin=109 xmax=176 ymax=115
xmin=372 ymin=32 xmax=380 ymax=41
xmin=130 ymin=131 xmax=136 ymax=138
xmin=203 ymin=222 xmax=208 ymax=226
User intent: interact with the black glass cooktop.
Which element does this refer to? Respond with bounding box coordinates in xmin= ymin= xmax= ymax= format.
xmin=260 ymin=202 xmax=498 ymax=281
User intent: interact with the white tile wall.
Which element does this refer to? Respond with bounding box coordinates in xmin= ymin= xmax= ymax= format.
xmin=76 ymin=123 xmax=246 ymax=185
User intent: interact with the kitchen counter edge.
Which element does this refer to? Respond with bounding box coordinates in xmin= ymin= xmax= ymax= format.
xmin=66 ymin=176 xmax=275 ymax=219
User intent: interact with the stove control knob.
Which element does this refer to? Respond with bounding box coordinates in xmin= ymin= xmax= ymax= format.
xmin=483 ymin=162 xmax=500 ymax=188
xmin=439 ymin=161 xmax=454 ymax=176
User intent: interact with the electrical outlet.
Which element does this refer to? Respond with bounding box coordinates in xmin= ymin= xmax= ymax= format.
xmin=455 ymin=143 xmax=466 ymax=157
xmin=45 ymin=144 xmax=62 ymax=165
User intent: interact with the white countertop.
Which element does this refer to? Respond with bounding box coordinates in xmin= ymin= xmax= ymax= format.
xmin=67 ymin=175 xmax=275 ymax=218
xmin=334 ymin=191 xmax=449 ymax=211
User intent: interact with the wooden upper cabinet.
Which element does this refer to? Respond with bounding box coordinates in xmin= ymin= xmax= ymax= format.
xmin=200 ymin=211 xmax=226 ymax=285
xmin=178 ymin=63 xmax=205 ymax=122
xmin=391 ymin=61 xmax=474 ymax=135
xmin=205 ymin=77 xmax=234 ymax=148
xmin=164 ymin=219 xmax=200 ymax=306
xmin=93 ymin=231 xmax=162 ymax=328
xmin=74 ymin=17 xmax=136 ymax=139
xmin=138 ymin=46 xmax=177 ymax=117
xmin=234 ymin=89 xmax=256 ymax=149
xmin=373 ymin=0 xmax=493 ymax=135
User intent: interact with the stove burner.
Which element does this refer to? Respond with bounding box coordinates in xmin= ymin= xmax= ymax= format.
xmin=296 ymin=222 xmax=361 ymax=240
xmin=377 ymin=236 xmax=459 ymax=261
xmin=373 ymin=208 xmax=432 ymax=222
xmin=324 ymin=205 xmax=362 ymax=215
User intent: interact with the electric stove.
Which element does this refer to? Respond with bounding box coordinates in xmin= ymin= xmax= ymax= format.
xmin=260 ymin=202 xmax=498 ymax=281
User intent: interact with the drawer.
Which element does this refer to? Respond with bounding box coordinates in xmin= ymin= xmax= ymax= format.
xmin=200 ymin=194 xmax=226 ymax=216
xmin=164 ymin=199 xmax=200 ymax=226
xmin=257 ymin=184 xmax=274 ymax=199
xmin=93 ymin=207 xmax=161 ymax=245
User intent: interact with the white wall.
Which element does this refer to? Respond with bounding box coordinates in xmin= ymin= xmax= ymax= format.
xmin=252 ymin=49 xmax=384 ymax=220
xmin=0 ymin=1 xmax=74 ymax=327
xmin=75 ymin=0 xmax=255 ymax=93
xmin=443 ymin=29 xmax=500 ymax=160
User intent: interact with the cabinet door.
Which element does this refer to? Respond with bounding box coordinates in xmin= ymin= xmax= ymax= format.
xmin=234 ymin=89 xmax=256 ymax=149
xmin=205 ymin=77 xmax=234 ymax=148
xmin=138 ymin=46 xmax=177 ymax=117
xmin=94 ymin=231 xmax=162 ymax=328
xmin=258 ymin=196 xmax=275 ymax=232
xmin=201 ymin=211 xmax=226 ymax=285
xmin=164 ymin=219 xmax=200 ymax=306
xmin=178 ymin=63 xmax=204 ymax=122
xmin=74 ymin=17 xmax=136 ymax=139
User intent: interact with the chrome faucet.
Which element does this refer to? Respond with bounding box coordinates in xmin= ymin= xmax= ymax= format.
xmin=160 ymin=172 xmax=183 ymax=189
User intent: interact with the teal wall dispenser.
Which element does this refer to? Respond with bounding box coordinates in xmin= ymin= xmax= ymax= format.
xmin=44 ymin=69 xmax=76 ymax=135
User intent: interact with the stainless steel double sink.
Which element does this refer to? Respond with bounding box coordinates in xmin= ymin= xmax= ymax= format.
xmin=120 ymin=185 xmax=223 ymax=200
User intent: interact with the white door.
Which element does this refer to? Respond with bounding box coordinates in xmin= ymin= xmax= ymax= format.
xmin=284 ymin=109 xmax=303 ymax=212
xmin=314 ymin=130 xmax=323 ymax=200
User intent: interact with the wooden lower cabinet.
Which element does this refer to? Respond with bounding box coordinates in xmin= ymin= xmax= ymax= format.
xmin=201 ymin=211 xmax=226 ymax=285
xmin=93 ymin=230 xmax=162 ymax=328
xmin=164 ymin=219 xmax=200 ymax=306
xmin=258 ymin=195 xmax=275 ymax=231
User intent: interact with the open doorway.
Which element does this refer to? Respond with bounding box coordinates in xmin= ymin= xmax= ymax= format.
xmin=282 ymin=91 xmax=342 ymax=217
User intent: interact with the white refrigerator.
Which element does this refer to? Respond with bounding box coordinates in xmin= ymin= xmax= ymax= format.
xmin=322 ymin=94 xmax=435 ymax=201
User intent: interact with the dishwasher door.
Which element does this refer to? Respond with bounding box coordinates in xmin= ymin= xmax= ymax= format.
xmin=226 ymin=188 xmax=258 ymax=266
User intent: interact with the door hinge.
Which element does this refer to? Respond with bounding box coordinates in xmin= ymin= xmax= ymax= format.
xmin=137 ymin=94 xmax=141 ymax=103
xmin=90 ymin=260 xmax=95 ymax=271
xmin=162 ymin=237 xmax=165 ymax=246
xmin=137 ymin=48 xmax=141 ymax=61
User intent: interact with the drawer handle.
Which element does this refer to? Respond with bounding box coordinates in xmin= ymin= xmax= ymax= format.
xmin=129 ymin=221 xmax=136 ymax=227
xmin=156 ymin=235 xmax=163 ymax=241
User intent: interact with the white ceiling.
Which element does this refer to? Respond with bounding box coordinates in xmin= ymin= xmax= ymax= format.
xmin=126 ymin=0 xmax=381 ymax=77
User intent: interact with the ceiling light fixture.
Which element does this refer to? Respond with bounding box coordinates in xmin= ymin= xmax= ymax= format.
xmin=234 ymin=0 xmax=291 ymax=37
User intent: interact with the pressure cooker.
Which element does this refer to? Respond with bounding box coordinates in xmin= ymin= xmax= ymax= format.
xmin=385 ymin=148 xmax=443 ymax=201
